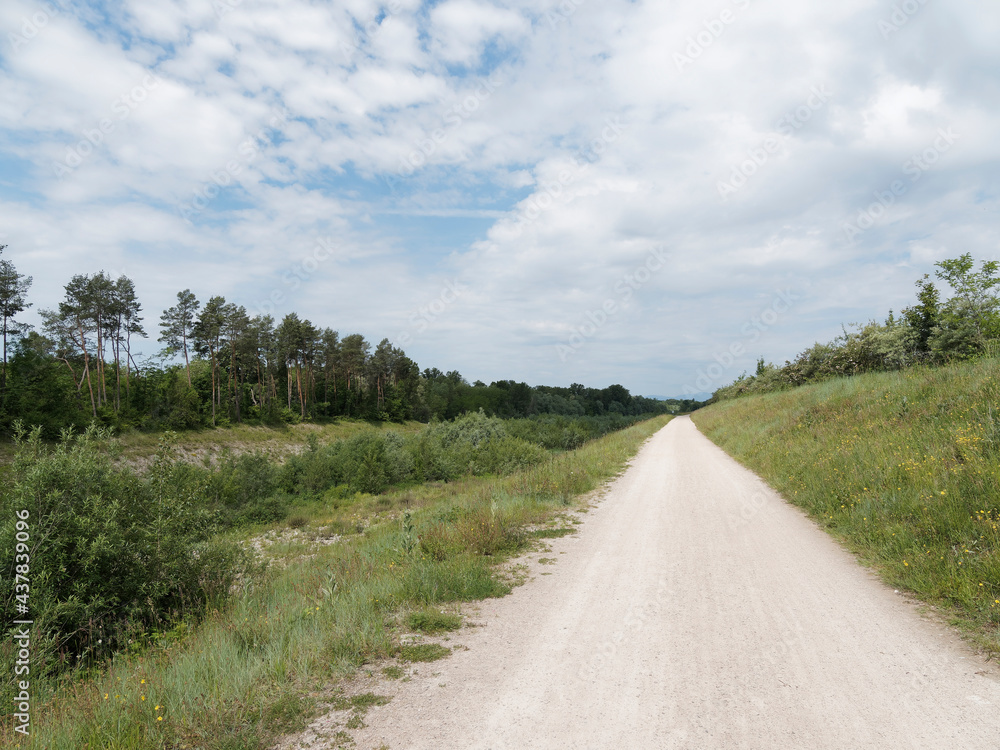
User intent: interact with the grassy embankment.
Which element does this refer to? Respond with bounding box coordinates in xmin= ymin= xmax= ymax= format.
xmin=692 ymin=359 xmax=1000 ymax=653
xmin=4 ymin=415 xmax=671 ymax=749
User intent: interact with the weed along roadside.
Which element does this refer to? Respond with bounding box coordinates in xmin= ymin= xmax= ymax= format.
xmin=0 ymin=414 xmax=671 ymax=748
xmin=692 ymin=358 xmax=1000 ymax=655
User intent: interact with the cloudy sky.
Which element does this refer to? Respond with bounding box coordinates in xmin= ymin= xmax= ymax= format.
xmin=1 ymin=0 xmax=997 ymax=397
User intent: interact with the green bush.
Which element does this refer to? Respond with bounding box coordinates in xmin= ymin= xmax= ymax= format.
xmin=416 ymin=412 xmax=546 ymax=476
xmin=276 ymin=414 xmax=548 ymax=499
xmin=408 ymin=431 xmax=458 ymax=481
xmin=0 ymin=425 xmax=252 ymax=674
xmin=504 ymin=413 xmax=640 ymax=450
xmin=279 ymin=430 xmax=415 ymax=496
xmin=211 ymin=450 xmax=278 ymax=503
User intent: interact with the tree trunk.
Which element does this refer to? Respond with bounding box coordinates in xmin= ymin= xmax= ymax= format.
xmin=76 ymin=323 xmax=97 ymax=416
xmin=181 ymin=338 xmax=194 ymax=388
xmin=81 ymin=358 xmax=96 ymax=417
xmin=1 ymin=318 xmax=8 ymax=404
xmin=96 ymin=324 xmax=106 ymax=408
xmin=229 ymin=344 xmax=237 ymax=422
xmin=210 ymin=347 xmax=217 ymax=426
xmin=113 ymin=324 xmax=122 ymax=412
xmin=124 ymin=331 xmax=132 ymax=405
xmin=296 ymin=361 xmax=305 ymax=418
xmin=182 ymin=332 xmax=192 ymax=387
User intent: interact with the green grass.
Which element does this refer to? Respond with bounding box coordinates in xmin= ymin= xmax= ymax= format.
xmin=2 ymin=414 xmax=672 ymax=749
xmin=398 ymin=644 xmax=451 ymax=663
xmin=380 ymin=666 xmax=405 ymax=680
xmin=406 ymin=608 xmax=462 ymax=634
xmin=331 ymin=693 xmax=391 ymax=711
xmin=692 ymin=359 xmax=1000 ymax=653
xmin=528 ymin=527 xmax=576 ymax=539
xmin=332 ymin=692 xmax=391 ymax=733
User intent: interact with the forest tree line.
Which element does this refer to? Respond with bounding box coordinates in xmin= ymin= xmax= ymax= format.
xmin=0 ymin=246 xmax=690 ymax=437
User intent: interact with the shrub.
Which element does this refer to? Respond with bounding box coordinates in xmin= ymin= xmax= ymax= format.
xmin=475 ymin=435 xmax=547 ymax=474
xmin=208 ymin=450 xmax=282 ymax=525
xmin=0 ymin=425 xmax=252 ymax=673
xmin=417 ymin=412 xmax=546 ymax=476
xmin=280 ymin=431 xmax=416 ymax=496
xmin=408 ymin=432 xmax=457 ymax=481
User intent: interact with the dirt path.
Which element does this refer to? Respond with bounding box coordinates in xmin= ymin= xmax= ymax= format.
xmin=332 ymin=416 xmax=1000 ymax=748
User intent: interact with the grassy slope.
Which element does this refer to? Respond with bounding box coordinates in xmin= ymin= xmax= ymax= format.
xmin=692 ymin=359 xmax=1000 ymax=653
xmin=7 ymin=416 xmax=672 ymax=750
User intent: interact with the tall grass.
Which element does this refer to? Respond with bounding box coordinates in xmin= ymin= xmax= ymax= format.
xmin=1 ymin=416 xmax=671 ymax=749
xmin=693 ymin=359 xmax=1000 ymax=652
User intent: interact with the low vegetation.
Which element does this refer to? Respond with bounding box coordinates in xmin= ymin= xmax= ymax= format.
xmin=693 ymin=359 xmax=1000 ymax=653
xmin=405 ymin=608 xmax=462 ymax=634
xmin=0 ymin=413 xmax=671 ymax=748
xmin=0 ymin=411 xmax=645 ymax=677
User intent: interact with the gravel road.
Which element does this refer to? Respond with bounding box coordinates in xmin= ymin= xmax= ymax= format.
xmin=339 ymin=416 xmax=1000 ymax=749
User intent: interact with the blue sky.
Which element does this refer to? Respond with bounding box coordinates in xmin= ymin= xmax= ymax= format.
xmin=1 ymin=0 xmax=998 ymax=398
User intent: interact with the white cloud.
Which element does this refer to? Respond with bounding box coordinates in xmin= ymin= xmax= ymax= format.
xmin=428 ymin=0 xmax=529 ymax=65
xmin=1 ymin=0 xmax=998 ymax=395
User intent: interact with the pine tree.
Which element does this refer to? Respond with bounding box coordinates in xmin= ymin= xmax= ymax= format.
xmin=0 ymin=246 xmax=33 ymax=404
xmin=159 ymin=290 xmax=200 ymax=387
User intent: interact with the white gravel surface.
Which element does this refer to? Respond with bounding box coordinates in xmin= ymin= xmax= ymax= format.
xmin=310 ymin=416 xmax=1000 ymax=749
